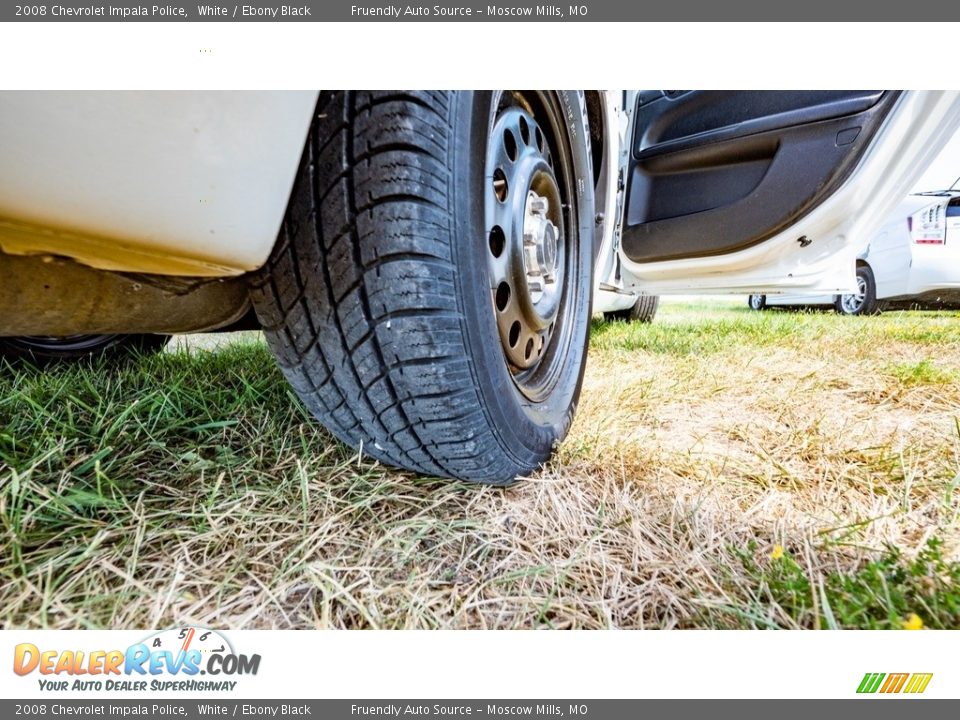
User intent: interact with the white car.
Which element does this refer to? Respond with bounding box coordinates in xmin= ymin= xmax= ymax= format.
xmin=748 ymin=186 xmax=960 ymax=315
xmin=1 ymin=90 xmax=958 ymax=483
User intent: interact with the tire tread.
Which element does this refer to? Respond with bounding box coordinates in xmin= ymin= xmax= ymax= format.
xmin=251 ymin=91 xmax=524 ymax=482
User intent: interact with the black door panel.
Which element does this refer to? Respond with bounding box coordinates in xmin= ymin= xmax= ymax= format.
xmin=622 ymin=90 xmax=899 ymax=264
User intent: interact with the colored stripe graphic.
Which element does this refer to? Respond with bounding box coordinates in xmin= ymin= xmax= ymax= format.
xmin=880 ymin=673 xmax=909 ymax=693
xmin=857 ymin=673 xmax=885 ymax=693
xmin=857 ymin=672 xmax=932 ymax=694
xmin=903 ymin=674 xmax=933 ymax=694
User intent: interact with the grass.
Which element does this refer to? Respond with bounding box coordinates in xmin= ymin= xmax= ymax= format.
xmin=1 ymin=300 xmax=959 ymax=629
xmin=725 ymin=538 xmax=960 ymax=629
xmin=885 ymin=359 xmax=959 ymax=387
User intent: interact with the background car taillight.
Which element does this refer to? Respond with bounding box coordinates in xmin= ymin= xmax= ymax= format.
xmin=909 ymin=199 xmax=949 ymax=245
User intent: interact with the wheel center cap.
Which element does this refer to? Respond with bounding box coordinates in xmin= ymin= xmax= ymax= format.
xmin=522 ymin=191 xmax=560 ymax=303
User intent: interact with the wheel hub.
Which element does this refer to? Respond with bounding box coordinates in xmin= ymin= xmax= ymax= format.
xmin=485 ymin=105 xmax=566 ymax=373
xmin=842 ymin=276 xmax=867 ymax=313
xmin=522 ymin=191 xmax=560 ymax=303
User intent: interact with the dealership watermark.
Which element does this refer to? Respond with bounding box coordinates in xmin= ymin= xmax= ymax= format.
xmin=12 ymin=629 xmax=260 ymax=694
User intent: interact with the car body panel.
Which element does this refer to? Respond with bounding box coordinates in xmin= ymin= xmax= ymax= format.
xmin=0 ymin=91 xmax=317 ymax=275
xmin=906 ymin=245 xmax=960 ymax=298
xmin=763 ymin=292 xmax=836 ymax=307
xmin=762 ymin=191 xmax=960 ymax=307
xmin=867 ymin=200 xmax=917 ymax=299
xmin=881 ymin=194 xmax=960 ymax=299
xmin=603 ymin=91 xmax=960 ymax=296
xmin=622 ymin=90 xmax=896 ymax=264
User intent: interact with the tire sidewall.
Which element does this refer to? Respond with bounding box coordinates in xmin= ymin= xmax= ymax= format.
xmin=452 ymin=91 xmax=594 ymax=469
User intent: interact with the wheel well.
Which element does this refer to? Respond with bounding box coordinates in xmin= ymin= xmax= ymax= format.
xmin=837 ymin=260 xmax=871 ymax=303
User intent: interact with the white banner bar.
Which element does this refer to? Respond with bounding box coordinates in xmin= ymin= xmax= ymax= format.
xmin=0 ymin=630 xmax=950 ymax=699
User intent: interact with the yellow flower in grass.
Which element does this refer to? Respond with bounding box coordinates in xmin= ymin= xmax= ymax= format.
xmin=902 ymin=613 xmax=924 ymax=630
xmin=770 ymin=545 xmax=784 ymax=560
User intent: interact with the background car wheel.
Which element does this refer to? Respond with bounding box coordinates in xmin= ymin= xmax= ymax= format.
xmin=0 ymin=334 xmax=170 ymax=366
xmin=836 ymin=265 xmax=886 ymax=315
xmin=250 ymin=91 xmax=595 ymax=484
xmin=748 ymin=294 xmax=766 ymax=311
xmin=603 ymin=294 xmax=660 ymax=323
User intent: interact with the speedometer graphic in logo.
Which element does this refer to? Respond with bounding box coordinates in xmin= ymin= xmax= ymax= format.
xmin=142 ymin=627 xmax=233 ymax=660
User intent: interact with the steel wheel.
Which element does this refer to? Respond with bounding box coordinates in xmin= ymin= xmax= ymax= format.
xmin=485 ymin=93 xmax=578 ymax=402
xmin=10 ymin=335 xmax=120 ymax=353
xmin=0 ymin=333 xmax=171 ymax=365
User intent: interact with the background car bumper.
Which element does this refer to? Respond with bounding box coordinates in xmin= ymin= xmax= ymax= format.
xmin=906 ymin=245 xmax=960 ymax=297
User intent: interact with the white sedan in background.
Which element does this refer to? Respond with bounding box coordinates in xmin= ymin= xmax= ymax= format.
xmin=749 ymin=186 xmax=960 ymax=315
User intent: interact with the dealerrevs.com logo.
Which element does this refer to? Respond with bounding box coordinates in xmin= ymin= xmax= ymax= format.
xmin=13 ymin=628 xmax=260 ymax=693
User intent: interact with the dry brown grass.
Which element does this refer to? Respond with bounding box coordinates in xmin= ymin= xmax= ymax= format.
xmin=2 ymin=300 xmax=959 ymax=629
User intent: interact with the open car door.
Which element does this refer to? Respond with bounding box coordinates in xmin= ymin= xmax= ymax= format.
xmin=607 ymin=90 xmax=960 ymax=296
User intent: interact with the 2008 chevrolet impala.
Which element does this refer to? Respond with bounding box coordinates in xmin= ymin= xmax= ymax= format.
xmin=1 ymin=90 xmax=957 ymax=483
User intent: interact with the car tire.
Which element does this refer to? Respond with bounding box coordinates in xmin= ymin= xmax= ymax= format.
xmin=0 ymin=334 xmax=171 ymax=366
xmin=250 ymin=91 xmax=595 ymax=484
xmin=603 ymin=294 xmax=659 ymax=323
xmin=836 ymin=264 xmax=886 ymax=316
xmin=748 ymin=294 xmax=766 ymax=311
